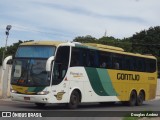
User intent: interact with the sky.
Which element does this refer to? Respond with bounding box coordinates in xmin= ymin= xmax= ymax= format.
xmin=0 ymin=0 xmax=160 ymax=47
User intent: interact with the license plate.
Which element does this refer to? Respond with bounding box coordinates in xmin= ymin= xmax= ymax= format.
xmin=24 ymin=97 xmax=30 ymax=100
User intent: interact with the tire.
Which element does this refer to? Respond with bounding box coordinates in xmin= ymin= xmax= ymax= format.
xmin=68 ymin=91 xmax=80 ymax=109
xmin=136 ymin=91 xmax=144 ymax=106
xmin=35 ymin=103 xmax=46 ymax=108
xmin=128 ymin=91 xmax=137 ymax=106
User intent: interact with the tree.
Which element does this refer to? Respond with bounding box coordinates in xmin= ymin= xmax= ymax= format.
xmin=73 ymin=35 xmax=97 ymax=43
xmin=127 ymin=26 xmax=160 ymax=56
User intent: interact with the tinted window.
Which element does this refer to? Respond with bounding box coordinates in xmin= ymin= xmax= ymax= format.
xmin=70 ymin=47 xmax=81 ymax=66
xmin=99 ymin=51 xmax=112 ymax=69
xmin=146 ymin=59 xmax=156 ymax=72
xmin=81 ymin=48 xmax=88 ymax=67
xmin=70 ymin=47 xmax=156 ymax=73
xmin=137 ymin=58 xmax=145 ymax=72
xmin=124 ymin=56 xmax=135 ymax=71
xmin=112 ymin=54 xmax=124 ymax=70
xmin=88 ymin=50 xmax=99 ymax=67
xmin=70 ymin=47 xmax=88 ymax=67
xmin=71 ymin=47 xmax=98 ymax=67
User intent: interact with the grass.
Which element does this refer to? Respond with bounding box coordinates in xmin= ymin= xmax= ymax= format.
xmin=122 ymin=117 xmax=139 ymax=120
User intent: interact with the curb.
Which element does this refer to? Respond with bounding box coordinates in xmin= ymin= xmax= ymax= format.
xmin=154 ymin=96 xmax=160 ymax=100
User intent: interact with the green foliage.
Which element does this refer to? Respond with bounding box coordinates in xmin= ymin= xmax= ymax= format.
xmin=98 ymin=36 xmax=118 ymax=45
xmin=73 ymin=35 xmax=97 ymax=43
xmin=129 ymin=26 xmax=160 ymax=56
xmin=122 ymin=117 xmax=139 ymax=120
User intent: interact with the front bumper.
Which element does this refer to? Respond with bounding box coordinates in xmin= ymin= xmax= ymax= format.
xmin=10 ymin=92 xmax=52 ymax=103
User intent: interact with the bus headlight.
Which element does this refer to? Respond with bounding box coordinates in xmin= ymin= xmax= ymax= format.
xmin=11 ymin=89 xmax=17 ymax=93
xmin=37 ymin=91 xmax=49 ymax=95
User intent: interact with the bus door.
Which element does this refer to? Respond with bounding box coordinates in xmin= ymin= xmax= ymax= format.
xmin=51 ymin=46 xmax=70 ymax=102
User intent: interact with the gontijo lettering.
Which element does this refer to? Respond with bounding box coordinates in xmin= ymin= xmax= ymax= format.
xmin=117 ymin=73 xmax=140 ymax=81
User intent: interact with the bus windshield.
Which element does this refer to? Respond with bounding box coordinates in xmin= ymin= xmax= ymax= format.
xmin=11 ymin=46 xmax=56 ymax=87
xmin=11 ymin=59 xmax=50 ymax=86
xmin=15 ymin=46 xmax=55 ymax=58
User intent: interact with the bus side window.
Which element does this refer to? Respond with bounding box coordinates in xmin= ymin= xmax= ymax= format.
xmin=99 ymin=51 xmax=112 ymax=69
xmin=146 ymin=59 xmax=156 ymax=73
xmin=70 ymin=48 xmax=88 ymax=67
xmin=70 ymin=47 xmax=81 ymax=67
xmin=132 ymin=57 xmax=137 ymax=71
xmin=87 ymin=50 xmax=99 ymax=67
xmin=137 ymin=58 xmax=145 ymax=72
xmin=114 ymin=62 xmax=119 ymax=69
xmin=81 ymin=49 xmax=88 ymax=67
xmin=112 ymin=54 xmax=123 ymax=70
xmin=125 ymin=56 xmax=134 ymax=71
xmin=150 ymin=59 xmax=156 ymax=72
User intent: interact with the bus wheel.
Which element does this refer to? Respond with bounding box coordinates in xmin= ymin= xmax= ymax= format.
xmin=136 ymin=91 xmax=144 ymax=106
xmin=128 ymin=91 xmax=137 ymax=106
xmin=35 ymin=103 xmax=46 ymax=108
xmin=68 ymin=90 xmax=80 ymax=109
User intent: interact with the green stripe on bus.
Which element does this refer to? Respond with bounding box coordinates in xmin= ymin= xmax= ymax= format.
xmin=28 ymin=87 xmax=36 ymax=92
xmin=96 ymin=68 xmax=117 ymax=96
xmin=28 ymin=87 xmax=45 ymax=92
xmin=85 ymin=67 xmax=109 ymax=96
xmin=85 ymin=67 xmax=117 ymax=96
xmin=33 ymin=87 xmax=45 ymax=92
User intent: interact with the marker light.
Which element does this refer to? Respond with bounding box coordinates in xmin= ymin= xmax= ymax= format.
xmin=37 ymin=91 xmax=49 ymax=95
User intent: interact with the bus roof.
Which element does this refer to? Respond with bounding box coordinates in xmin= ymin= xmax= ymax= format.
xmin=84 ymin=43 xmax=124 ymax=52
xmin=19 ymin=41 xmax=156 ymax=60
xmin=81 ymin=43 xmax=156 ymax=60
xmin=20 ymin=41 xmax=63 ymax=46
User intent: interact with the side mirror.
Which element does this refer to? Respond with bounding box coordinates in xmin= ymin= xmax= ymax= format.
xmin=7 ymin=55 xmax=15 ymax=65
xmin=3 ymin=56 xmax=12 ymax=70
xmin=7 ymin=59 xmax=13 ymax=65
xmin=46 ymin=56 xmax=55 ymax=72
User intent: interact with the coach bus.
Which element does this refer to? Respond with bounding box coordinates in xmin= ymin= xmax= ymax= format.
xmin=10 ymin=41 xmax=157 ymax=109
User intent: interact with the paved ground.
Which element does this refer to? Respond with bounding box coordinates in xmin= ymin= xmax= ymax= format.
xmin=0 ymin=97 xmax=160 ymax=120
xmin=1 ymin=96 xmax=160 ymax=111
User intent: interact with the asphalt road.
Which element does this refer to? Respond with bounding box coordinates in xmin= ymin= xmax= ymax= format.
xmin=0 ymin=98 xmax=160 ymax=120
xmin=0 ymin=98 xmax=160 ymax=111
